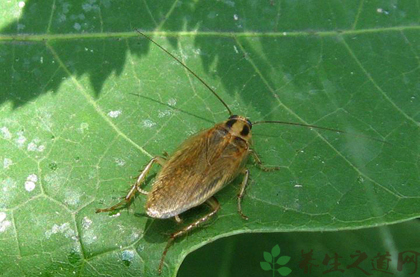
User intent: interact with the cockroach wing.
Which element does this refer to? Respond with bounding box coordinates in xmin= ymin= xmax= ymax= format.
xmin=145 ymin=124 xmax=250 ymax=219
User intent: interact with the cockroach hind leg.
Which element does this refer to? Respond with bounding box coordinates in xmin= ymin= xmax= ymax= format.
xmin=95 ymin=198 xmax=131 ymax=213
xmin=250 ymin=149 xmax=281 ymax=172
xmin=95 ymin=183 xmax=138 ymax=213
xmin=237 ymin=169 xmax=250 ymax=220
xmin=96 ymin=156 xmax=165 ymax=213
xmin=157 ymin=197 xmax=220 ymax=274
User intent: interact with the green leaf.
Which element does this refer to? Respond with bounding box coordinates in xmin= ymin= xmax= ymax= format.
xmin=278 ymin=267 xmax=292 ymax=276
xmin=1 ymin=0 xmax=419 ymax=276
xmin=260 ymin=262 xmax=272 ymax=271
xmin=271 ymin=244 xmax=280 ymax=258
xmin=276 ymin=255 xmax=290 ymax=266
xmin=263 ymin=251 xmax=273 ymax=263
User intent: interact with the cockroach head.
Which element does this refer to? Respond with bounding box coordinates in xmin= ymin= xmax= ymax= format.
xmin=225 ymin=115 xmax=252 ymax=139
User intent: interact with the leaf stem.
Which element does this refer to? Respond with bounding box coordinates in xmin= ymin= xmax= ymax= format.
xmin=272 ymin=258 xmax=275 ymax=277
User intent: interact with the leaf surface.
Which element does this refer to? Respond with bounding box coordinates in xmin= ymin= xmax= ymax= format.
xmin=0 ymin=0 xmax=419 ymax=276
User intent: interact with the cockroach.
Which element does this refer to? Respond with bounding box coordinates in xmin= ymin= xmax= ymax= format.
xmin=96 ymin=31 xmax=387 ymax=274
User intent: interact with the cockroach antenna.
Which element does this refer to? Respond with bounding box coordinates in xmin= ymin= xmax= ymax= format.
xmin=253 ymin=120 xmax=391 ymax=145
xmin=136 ymin=30 xmax=233 ymax=116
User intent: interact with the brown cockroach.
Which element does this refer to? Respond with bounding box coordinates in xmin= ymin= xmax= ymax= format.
xmin=96 ymin=31 xmax=386 ymax=274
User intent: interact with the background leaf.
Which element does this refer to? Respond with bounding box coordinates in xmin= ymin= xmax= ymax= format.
xmin=277 ymin=267 xmax=292 ymax=277
xmin=276 ymin=255 xmax=290 ymax=266
xmin=1 ymin=0 xmax=419 ymax=276
xmin=263 ymin=252 xmax=273 ymax=263
xmin=260 ymin=262 xmax=272 ymax=271
xmin=179 ymin=220 xmax=420 ymax=276
xmin=271 ymin=244 xmax=280 ymax=258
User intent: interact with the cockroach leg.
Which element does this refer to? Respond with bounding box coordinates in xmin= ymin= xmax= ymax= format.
xmin=174 ymin=215 xmax=182 ymax=223
xmin=158 ymin=197 xmax=220 ymax=274
xmin=237 ymin=169 xmax=250 ymax=220
xmin=96 ymin=156 xmax=166 ymax=213
xmin=250 ymin=150 xmax=281 ymax=172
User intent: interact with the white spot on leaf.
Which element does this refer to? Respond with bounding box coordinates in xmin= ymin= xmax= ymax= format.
xmin=59 ymin=14 xmax=66 ymax=22
xmin=82 ymin=3 xmax=93 ymax=12
xmin=45 ymin=222 xmax=77 ymax=240
xmin=0 ymin=212 xmax=11 ymax=233
xmin=64 ymin=189 xmax=81 ymax=206
xmin=114 ymin=158 xmax=126 ymax=166
xmin=15 ymin=131 xmax=26 ymax=148
xmin=167 ymin=98 xmax=177 ymax=106
xmin=24 ymin=174 xmax=37 ymax=192
xmin=158 ymin=110 xmax=172 ymax=118
xmin=130 ymin=230 xmax=140 ymax=240
xmin=3 ymin=158 xmax=12 ymax=169
xmin=142 ymin=119 xmax=156 ymax=128
xmin=27 ymin=142 xmax=36 ymax=151
xmin=2 ymin=178 xmax=14 ymax=192
xmin=1 ymin=127 xmax=12 ymax=139
xmin=224 ymin=0 xmax=235 ymax=7
xmin=83 ymin=228 xmax=97 ymax=245
xmin=27 ymin=138 xmax=45 ymax=152
xmin=108 ymin=110 xmax=122 ymax=118
xmin=82 ymin=216 xmax=93 ymax=229
xmin=122 ymin=250 xmax=135 ymax=263
xmin=0 ymin=221 xmax=11 ymax=233
xmin=78 ymin=122 xmax=89 ymax=133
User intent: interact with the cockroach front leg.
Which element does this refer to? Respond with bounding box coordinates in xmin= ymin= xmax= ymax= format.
xmin=237 ymin=169 xmax=250 ymax=220
xmin=96 ymin=156 xmax=166 ymax=213
xmin=158 ymin=197 xmax=220 ymax=274
xmin=250 ymin=150 xmax=281 ymax=172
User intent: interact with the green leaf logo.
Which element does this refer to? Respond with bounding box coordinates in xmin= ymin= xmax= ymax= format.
xmin=260 ymin=245 xmax=292 ymax=276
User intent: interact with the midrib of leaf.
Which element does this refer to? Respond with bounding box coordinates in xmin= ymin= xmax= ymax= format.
xmin=1 ymin=25 xmax=420 ymax=41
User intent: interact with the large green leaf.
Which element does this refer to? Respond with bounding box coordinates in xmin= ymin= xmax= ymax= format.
xmin=1 ymin=0 xmax=419 ymax=276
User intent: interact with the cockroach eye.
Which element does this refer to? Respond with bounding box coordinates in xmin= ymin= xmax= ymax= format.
xmin=241 ymin=125 xmax=250 ymax=136
xmin=225 ymin=119 xmax=237 ymax=128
